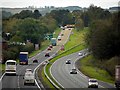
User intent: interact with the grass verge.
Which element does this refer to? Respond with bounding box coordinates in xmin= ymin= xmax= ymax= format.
xmin=78 ymin=55 xmax=114 ymax=84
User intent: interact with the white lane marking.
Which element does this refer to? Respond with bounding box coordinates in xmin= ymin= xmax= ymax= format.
xmin=35 ymin=79 xmax=41 ymax=89
xmin=33 ymin=59 xmax=45 ymax=90
xmin=98 ymin=84 xmax=104 ymax=88
xmin=50 ymin=64 xmax=64 ymax=88
xmin=74 ymin=53 xmax=105 ymax=88
xmin=17 ymin=76 xmax=20 ymax=88
xmin=0 ymin=73 xmax=5 ymax=82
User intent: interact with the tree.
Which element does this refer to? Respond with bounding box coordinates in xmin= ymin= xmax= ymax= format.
xmin=75 ymin=17 xmax=84 ymax=30
xmin=49 ymin=9 xmax=74 ymax=26
xmin=81 ymin=5 xmax=111 ymax=27
xmin=2 ymin=11 xmax=12 ymax=20
xmin=33 ymin=9 xmax=42 ymax=19
xmin=12 ymin=10 xmax=33 ymax=19
xmin=16 ymin=18 xmax=48 ymax=44
xmin=39 ymin=15 xmax=57 ymax=33
xmin=87 ymin=12 xmax=120 ymax=60
xmin=21 ymin=42 xmax=34 ymax=53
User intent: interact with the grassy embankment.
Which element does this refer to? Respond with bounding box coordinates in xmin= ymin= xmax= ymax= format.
xmin=78 ymin=55 xmax=114 ymax=84
xmin=42 ymin=28 xmax=88 ymax=88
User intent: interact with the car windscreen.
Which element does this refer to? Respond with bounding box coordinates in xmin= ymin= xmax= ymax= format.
xmin=90 ymin=80 xmax=97 ymax=82
xmin=25 ymin=73 xmax=33 ymax=77
xmin=7 ymin=62 xmax=16 ymax=65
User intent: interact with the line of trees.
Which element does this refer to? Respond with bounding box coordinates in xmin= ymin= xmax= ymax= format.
xmin=2 ymin=9 xmax=77 ymax=63
xmin=2 ymin=9 xmax=57 ymax=63
xmin=84 ymin=5 xmax=120 ymax=76
xmin=85 ymin=7 xmax=120 ymax=60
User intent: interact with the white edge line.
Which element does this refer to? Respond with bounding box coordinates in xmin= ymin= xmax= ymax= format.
xmin=33 ymin=49 xmax=60 ymax=89
xmin=33 ymin=59 xmax=45 ymax=89
xmin=50 ymin=60 xmax=64 ymax=88
xmin=0 ymin=73 xmax=5 ymax=82
xmin=17 ymin=76 xmax=20 ymax=88
xmin=74 ymin=51 xmax=105 ymax=88
xmin=44 ymin=63 xmax=60 ymax=89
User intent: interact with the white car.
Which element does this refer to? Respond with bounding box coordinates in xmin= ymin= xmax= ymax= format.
xmin=24 ymin=70 xmax=35 ymax=85
xmin=58 ymin=36 xmax=61 ymax=41
xmin=78 ymin=52 xmax=83 ymax=56
xmin=70 ymin=69 xmax=77 ymax=74
xmin=88 ymin=79 xmax=98 ymax=88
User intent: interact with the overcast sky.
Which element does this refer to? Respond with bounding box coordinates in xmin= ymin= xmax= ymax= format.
xmin=1 ymin=0 xmax=119 ymax=9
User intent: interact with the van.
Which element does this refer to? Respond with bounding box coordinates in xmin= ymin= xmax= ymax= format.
xmin=24 ymin=69 xmax=35 ymax=85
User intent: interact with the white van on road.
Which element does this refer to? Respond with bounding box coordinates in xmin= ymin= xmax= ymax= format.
xmin=5 ymin=60 xmax=17 ymax=75
xmin=24 ymin=69 xmax=35 ymax=85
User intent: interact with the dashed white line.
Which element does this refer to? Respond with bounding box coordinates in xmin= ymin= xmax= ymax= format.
xmin=17 ymin=75 xmax=20 ymax=89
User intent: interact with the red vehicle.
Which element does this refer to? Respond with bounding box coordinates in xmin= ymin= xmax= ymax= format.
xmin=47 ymin=47 xmax=51 ymax=50
xmin=61 ymin=45 xmax=64 ymax=51
xmin=49 ymin=45 xmax=53 ymax=48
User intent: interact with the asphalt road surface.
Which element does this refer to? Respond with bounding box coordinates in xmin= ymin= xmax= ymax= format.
xmin=1 ymin=28 xmax=72 ymax=90
xmin=51 ymin=49 xmax=114 ymax=89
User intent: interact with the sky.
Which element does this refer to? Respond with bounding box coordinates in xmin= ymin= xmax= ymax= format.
xmin=0 ymin=0 xmax=119 ymax=9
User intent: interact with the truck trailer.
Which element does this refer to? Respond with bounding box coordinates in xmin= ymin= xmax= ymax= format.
xmin=51 ymin=38 xmax=57 ymax=46
xmin=19 ymin=52 xmax=28 ymax=65
xmin=115 ymin=65 xmax=120 ymax=88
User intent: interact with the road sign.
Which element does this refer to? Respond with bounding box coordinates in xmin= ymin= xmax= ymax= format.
xmin=45 ymin=34 xmax=53 ymax=40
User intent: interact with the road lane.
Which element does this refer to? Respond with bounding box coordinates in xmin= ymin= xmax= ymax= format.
xmin=1 ymin=28 xmax=72 ymax=89
xmin=51 ymin=50 xmax=114 ymax=89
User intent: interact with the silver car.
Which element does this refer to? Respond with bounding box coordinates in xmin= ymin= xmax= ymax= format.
xmin=70 ymin=69 xmax=77 ymax=74
xmin=24 ymin=70 xmax=35 ymax=85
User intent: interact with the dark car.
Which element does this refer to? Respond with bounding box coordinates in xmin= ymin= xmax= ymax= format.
xmin=61 ymin=33 xmax=64 ymax=36
xmin=45 ymin=52 xmax=50 ymax=57
xmin=66 ymin=59 xmax=71 ymax=64
xmin=47 ymin=47 xmax=51 ymax=50
xmin=33 ymin=59 xmax=38 ymax=63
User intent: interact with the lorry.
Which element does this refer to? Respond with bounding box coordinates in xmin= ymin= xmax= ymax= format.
xmin=51 ymin=38 xmax=57 ymax=46
xmin=115 ymin=65 xmax=120 ymax=88
xmin=19 ymin=52 xmax=28 ymax=65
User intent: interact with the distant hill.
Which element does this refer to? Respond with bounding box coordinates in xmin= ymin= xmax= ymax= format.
xmin=109 ymin=7 xmax=120 ymax=13
xmin=1 ymin=6 xmax=83 ymax=16
xmin=109 ymin=7 xmax=120 ymax=10
xmin=2 ymin=8 xmax=43 ymax=15
xmin=63 ymin=6 xmax=82 ymax=11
